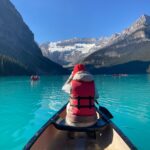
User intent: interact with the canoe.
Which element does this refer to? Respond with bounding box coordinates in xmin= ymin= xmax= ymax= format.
xmin=30 ymin=75 xmax=40 ymax=81
xmin=23 ymin=104 xmax=137 ymax=150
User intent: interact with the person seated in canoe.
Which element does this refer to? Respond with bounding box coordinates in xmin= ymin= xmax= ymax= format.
xmin=62 ymin=64 xmax=99 ymax=127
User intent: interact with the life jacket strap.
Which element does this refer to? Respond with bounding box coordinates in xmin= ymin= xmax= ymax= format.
xmin=70 ymin=96 xmax=94 ymax=109
xmin=70 ymin=96 xmax=94 ymax=100
xmin=70 ymin=104 xmax=95 ymax=108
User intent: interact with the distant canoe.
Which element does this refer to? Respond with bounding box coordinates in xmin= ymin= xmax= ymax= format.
xmin=112 ymin=74 xmax=128 ymax=77
xmin=30 ymin=75 xmax=40 ymax=81
xmin=23 ymin=104 xmax=136 ymax=150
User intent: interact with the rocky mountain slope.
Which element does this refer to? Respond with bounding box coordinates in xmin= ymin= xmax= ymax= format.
xmin=40 ymin=38 xmax=101 ymax=66
xmin=40 ymin=37 xmax=120 ymax=66
xmin=0 ymin=0 xmax=67 ymax=75
xmin=41 ymin=15 xmax=150 ymax=74
xmin=81 ymin=15 xmax=150 ymax=74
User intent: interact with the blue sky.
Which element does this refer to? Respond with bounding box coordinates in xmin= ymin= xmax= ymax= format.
xmin=10 ymin=0 xmax=150 ymax=44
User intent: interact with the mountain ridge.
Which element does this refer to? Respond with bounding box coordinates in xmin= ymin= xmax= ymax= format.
xmin=0 ymin=0 xmax=67 ymax=75
xmin=40 ymin=38 xmax=100 ymax=66
xmin=41 ymin=14 xmax=150 ymax=67
xmin=81 ymin=14 xmax=150 ymax=73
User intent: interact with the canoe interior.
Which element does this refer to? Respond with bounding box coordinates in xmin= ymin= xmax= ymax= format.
xmin=27 ymin=107 xmax=136 ymax=150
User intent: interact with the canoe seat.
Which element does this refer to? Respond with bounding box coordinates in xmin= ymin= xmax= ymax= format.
xmin=53 ymin=117 xmax=108 ymax=132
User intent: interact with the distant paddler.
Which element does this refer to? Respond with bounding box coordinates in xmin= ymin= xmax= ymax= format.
xmin=30 ymin=75 xmax=40 ymax=81
xmin=112 ymin=74 xmax=128 ymax=77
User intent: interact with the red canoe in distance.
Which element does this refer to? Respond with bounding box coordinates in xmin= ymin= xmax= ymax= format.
xmin=30 ymin=75 xmax=40 ymax=81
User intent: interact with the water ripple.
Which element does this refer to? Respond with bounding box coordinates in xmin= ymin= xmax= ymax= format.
xmin=0 ymin=75 xmax=150 ymax=150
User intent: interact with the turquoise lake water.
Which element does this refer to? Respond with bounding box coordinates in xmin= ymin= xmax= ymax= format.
xmin=0 ymin=75 xmax=150 ymax=150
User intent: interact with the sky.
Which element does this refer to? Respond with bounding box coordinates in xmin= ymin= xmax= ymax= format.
xmin=10 ymin=0 xmax=150 ymax=44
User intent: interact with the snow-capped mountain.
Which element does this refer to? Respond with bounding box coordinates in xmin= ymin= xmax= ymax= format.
xmin=40 ymin=14 xmax=150 ymax=73
xmin=40 ymin=38 xmax=101 ymax=66
xmin=82 ymin=14 xmax=150 ymax=74
xmin=90 ymin=14 xmax=150 ymax=51
xmin=40 ymin=36 xmax=127 ymax=66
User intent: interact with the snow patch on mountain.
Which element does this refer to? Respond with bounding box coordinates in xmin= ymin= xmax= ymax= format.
xmin=40 ymin=38 xmax=101 ymax=66
xmin=47 ymin=41 xmax=95 ymax=54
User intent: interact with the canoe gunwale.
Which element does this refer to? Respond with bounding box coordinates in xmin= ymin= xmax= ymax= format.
xmin=23 ymin=103 xmax=137 ymax=150
xmin=23 ymin=103 xmax=68 ymax=150
xmin=95 ymin=107 xmax=137 ymax=150
xmin=109 ymin=121 xmax=137 ymax=150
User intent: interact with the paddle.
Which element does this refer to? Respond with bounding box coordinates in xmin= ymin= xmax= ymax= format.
xmin=99 ymin=106 xmax=113 ymax=119
xmin=95 ymin=100 xmax=113 ymax=120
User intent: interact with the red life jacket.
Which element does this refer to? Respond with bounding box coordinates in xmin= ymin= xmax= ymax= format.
xmin=70 ymin=79 xmax=96 ymax=116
